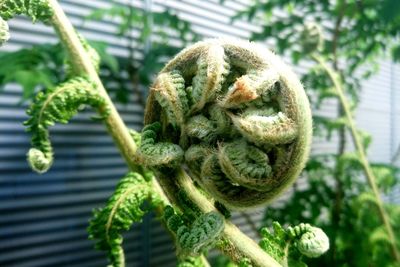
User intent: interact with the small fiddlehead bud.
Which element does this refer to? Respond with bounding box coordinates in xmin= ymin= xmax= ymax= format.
xmin=259 ymin=221 xmax=329 ymax=265
xmin=0 ymin=0 xmax=53 ymax=22
xmin=142 ymin=39 xmax=312 ymax=209
xmin=0 ymin=17 xmax=10 ymax=45
xmin=24 ymin=77 xmax=109 ymax=173
xmin=287 ymin=223 xmax=329 ymax=258
xmin=300 ymin=22 xmax=324 ymax=54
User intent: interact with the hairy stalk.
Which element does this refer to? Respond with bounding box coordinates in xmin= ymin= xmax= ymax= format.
xmin=47 ymin=0 xmax=139 ymax=172
xmin=311 ymin=53 xmax=400 ymax=262
xmin=44 ymin=1 xmax=283 ymax=265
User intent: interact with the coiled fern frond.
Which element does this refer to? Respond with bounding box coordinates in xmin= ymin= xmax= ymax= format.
xmin=141 ymin=39 xmax=313 ymax=209
xmin=24 ymin=77 xmax=109 ymax=173
xmin=88 ymin=172 xmax=164 ymax=267
xmin=287 ymin=223 xmax=330 ymax=258
xmin=164 ymin=205 xmax=224 ymax=257
xmin=259 ymin=222 xmax=329 ymax=266
xmin=0 ymin=0 xmax=52 ymax=22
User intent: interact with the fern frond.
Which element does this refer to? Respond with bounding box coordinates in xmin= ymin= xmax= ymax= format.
xmin=259 ymin=222 xmax=329 ymax=266
xmin=24 ymin=77 xmax=109 ymax=173
xmin=0 ymin=17 xmax=9 ymax=45
xmin=0 ymin=0 xmax=52 ymax=22
xmin=164 ymin=205 xmax=224 ymax=257
xmin=88 ymin=172 xmax=163 ymax=267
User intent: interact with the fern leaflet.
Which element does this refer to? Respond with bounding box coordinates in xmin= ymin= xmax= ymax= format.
xmin=88 ymin=172 xmax=163 ymax=267
xmin=0 ymin=0 xmax=53 ymax=22
xmin=164 ymin=205 xmax=224 ymax=257
xmin=24 ymin=77 xmax=109 ymax=173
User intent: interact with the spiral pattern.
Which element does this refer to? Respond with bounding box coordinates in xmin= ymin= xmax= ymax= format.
xmin=141 ymin=39 xmax=312 ymax=209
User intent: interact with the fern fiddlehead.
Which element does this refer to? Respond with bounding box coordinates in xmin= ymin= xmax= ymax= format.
xmin=287 ymin=223 xmax=330 ymax=258
xmin=24 ymin=77 xmax=109 ymax=173
xmin=139 ymin=39 xmax=312 ymax=209
xmin=0 ymin=0 xmax=52 ymax=43
xmin=0 ymin=0 xmax=52 ymax=21
xmin=259 ymin=222 xmax=329 ymax=266
xmin=88 ymin=172 xmax=164 ymax=267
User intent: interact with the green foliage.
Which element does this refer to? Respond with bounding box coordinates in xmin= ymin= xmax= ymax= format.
xmin=259 ymin=222 xmax=329 ymax=267
xmin=86 ymin=3 xmax=198 ymax=102
xmin=0 ymin=0 xmax=52 ymax=22
xmin=164 ymin=205 xmax=224 ymax=257
xmin=136 ymin=122 xmax=184 ymax=167
xmin=88 ymin=172 xmax=164 ymax=267
xmin=24 ymin=77 xmax=109 ymax=173
xmin=235 ymin=1 xmax=400 ymax=266
xmin=0 ymin=40 xmax=120 ymax=101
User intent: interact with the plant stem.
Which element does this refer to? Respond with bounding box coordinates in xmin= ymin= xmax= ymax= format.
xmin=157 ymin=167 xmax=282 ymax=267
xmin=311 ymin=53 xmax=400 ymax=262
xmin=46 ymin=1 xmax=281 ymax=266
xmin=48 ymin=0 xmax=140 ymax=172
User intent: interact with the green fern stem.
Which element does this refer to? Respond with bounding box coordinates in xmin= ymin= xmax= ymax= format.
xmin=24 ymin=77 xmax=109 ymax=173
xmin=311 ymin=53 xmax=400 ymax=262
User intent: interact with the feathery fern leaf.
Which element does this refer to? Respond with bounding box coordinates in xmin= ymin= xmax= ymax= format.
xmin=0 ymin=0 xmax=52 ymax=22
xmin=259 ymin=222 xmax=329 ymax=266
xmin=164 ymin=205 xmax=224 ymax=257
xmin=24 ymin=77 xmax=109 ymax=173
xmin=88 ymin=172 xmax=164 ymax=267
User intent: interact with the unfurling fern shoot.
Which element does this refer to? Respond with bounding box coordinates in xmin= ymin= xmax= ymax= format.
xmin=139 ymin=39 xmax=313 ymax=209
xmin=24 ymin=77 xmax=109 ymax=173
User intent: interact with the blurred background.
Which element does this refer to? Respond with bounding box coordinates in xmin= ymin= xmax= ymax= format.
xmin=0 ymin=0 xmax=399 ymax=266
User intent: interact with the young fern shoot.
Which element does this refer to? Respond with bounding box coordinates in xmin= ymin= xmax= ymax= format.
xmin=2 ymin=1 xmax=331 ymax=267
xmin=24 ymin=77 xmax=109 ymax=173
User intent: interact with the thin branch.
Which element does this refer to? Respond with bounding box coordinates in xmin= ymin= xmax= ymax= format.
xmin=311 ymin=53 xmax=400 ymax=262
xmin=48 ymin=0 xmax=140 ymax=172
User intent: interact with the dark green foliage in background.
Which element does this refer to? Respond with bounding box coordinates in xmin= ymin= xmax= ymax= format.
xmin=0 ymin=2 xmax=197 ymax=105
xmin=232 ymin=0 xmax=400 ymax=266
